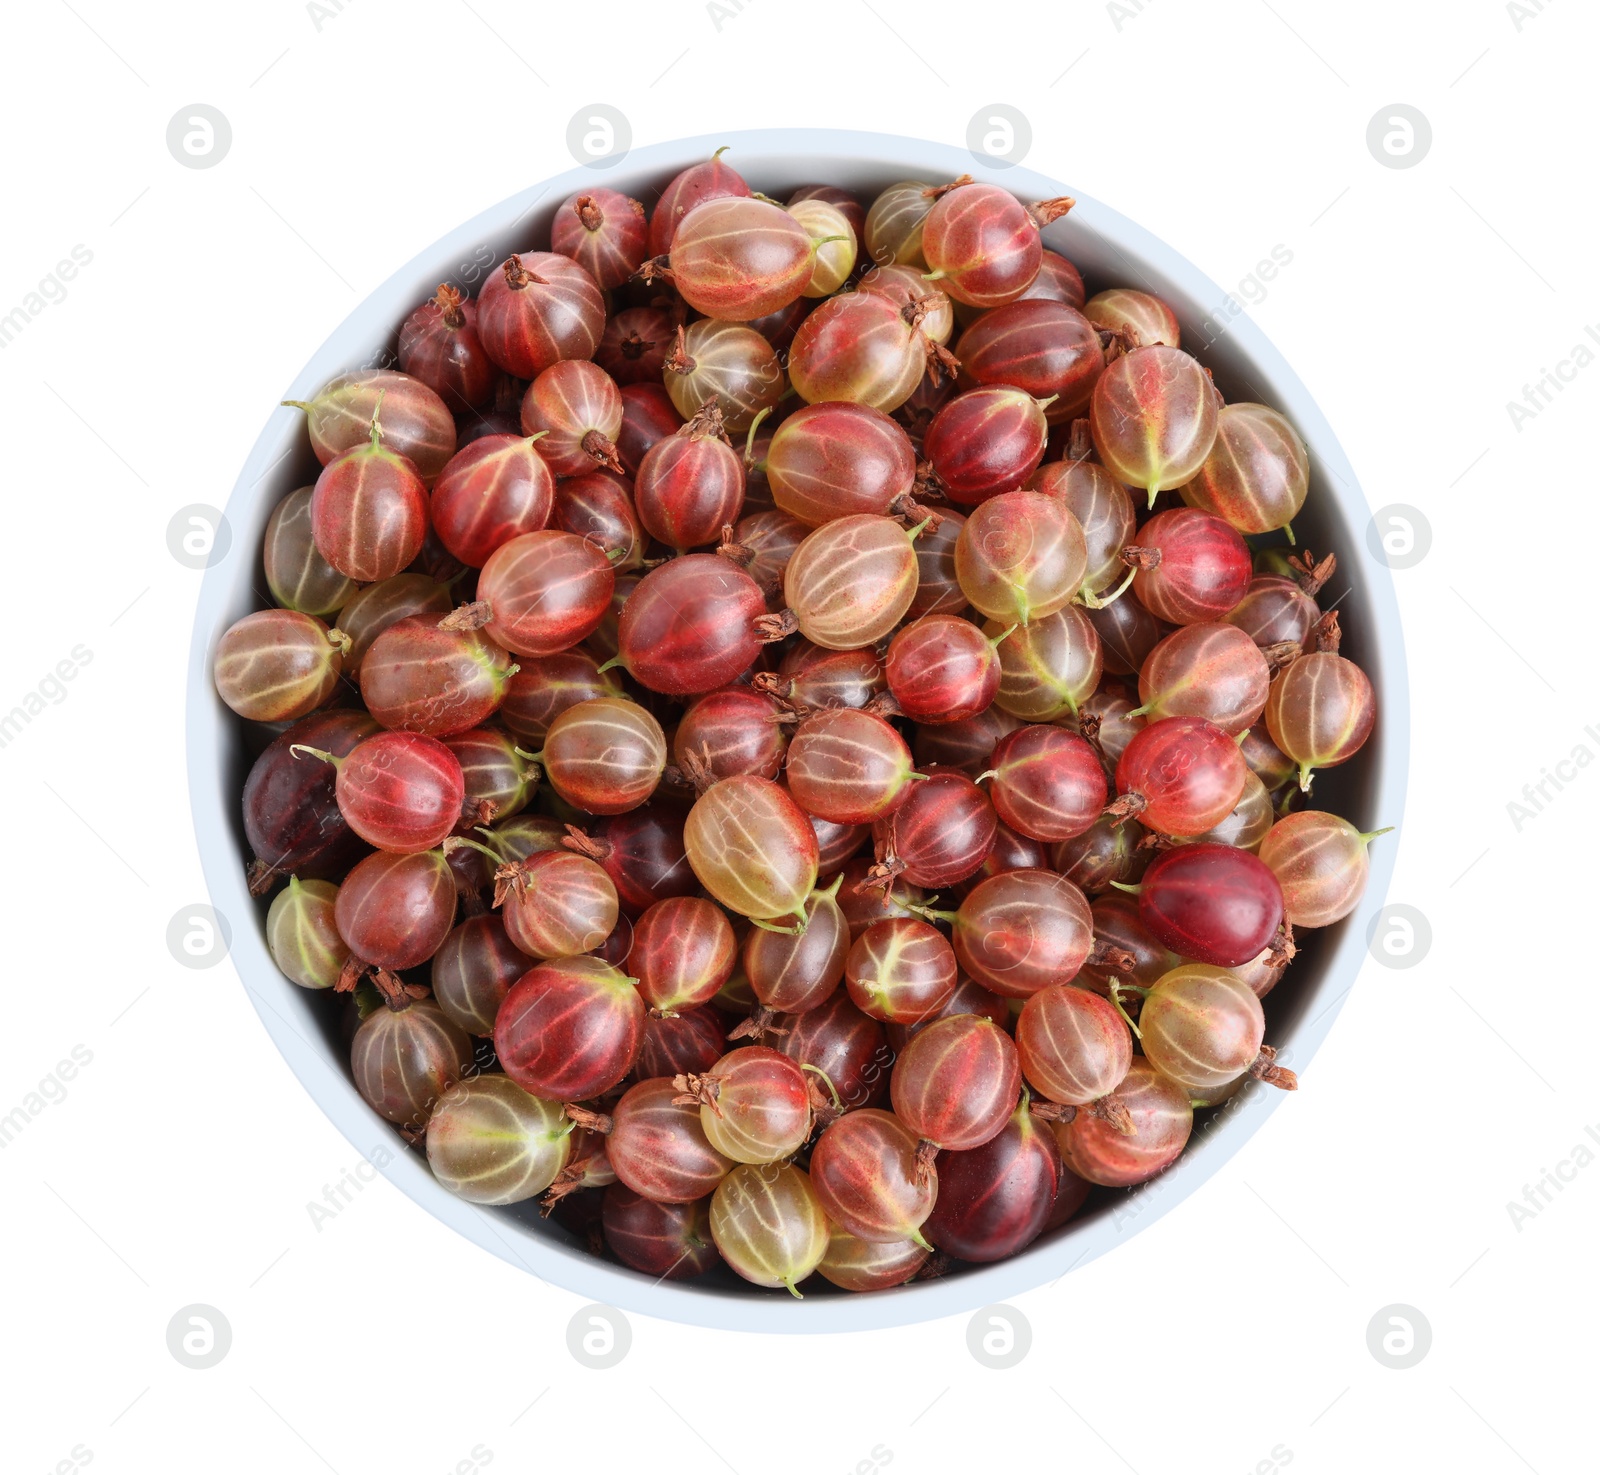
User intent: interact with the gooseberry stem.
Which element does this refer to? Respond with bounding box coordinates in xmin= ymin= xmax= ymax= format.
xmin=743 ymin=405 xmax=772 ymax=467
xmin=1108 ymin=977 xmax=1144 ymax=1039
xmin=1078 ymin=562 xmax=1138 ymax=609
xmin=800 ymin=1063 xmax=842 ymax=1113
xmin=442 ymin=834 xmax=504 ymax=865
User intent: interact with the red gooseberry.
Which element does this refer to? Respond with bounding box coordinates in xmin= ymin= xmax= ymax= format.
xmin=602 ymin=1187 xmax=719 ymax=1280
xmin=573 ymin=1077 xmax=732 ymax=1204
xmin=1110 ymin=715 xmax=1247 ymax=836
xmin=891 ymin=1014 xmax=1021 ymax=1178
xmin=335 ymin=848 xmax=458 ymax=971
xmin=475 ymin=529 xmax=616 ymax=658
xmin=984 ymin=724 xmax=1107 ymax=843
xmin=634 ymin=400 xmax=745 ymax=550
xmin=1053 ymin=1058 xmax=1192 ymax=1187
xmin=1133 ymin=842 xmax=1285 ymax=967
xmin=359 ymin=614 xmax=516 ymax=737
xmin=766 ymin=401 xmax=920 ymax=527
xmin=925 ymin=386 xmax=1052 ymax=506
xmin=493 ymin=954 xmax=644 ymax=1101
xmin=785 ymin=707 xmax=918 ymax=826
xmin=649 ymin=147 xmax=751 ymax=255
xmin=869 ymin=767 xmax=997 ymax=891
xmin=610 ymin=553 xmax=767 ymax=696
xmin=1128 ymin=507 xmax=1252 ymax=626
xmin=518 ymin=359 xmax=625 ymax=477
xmin=308 ymin=410 xmax=430 ymax=582
xmin=476 ymin=252 xmax=605 ymax=379
xmin=430 ymin=434 xmax=555 ymax=568
xmin=810 ymin=1108 xmax=937 ymax=1246
xmin=550 ymin=188 xmax=649 ymax=290
xmin=884 ymin=614 xmax=1003 ymax=725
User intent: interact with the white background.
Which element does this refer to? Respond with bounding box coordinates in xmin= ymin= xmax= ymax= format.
xmin=3 ymin=1 xmax=1595 ymax=1471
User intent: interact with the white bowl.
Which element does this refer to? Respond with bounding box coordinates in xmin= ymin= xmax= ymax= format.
xmin=187 ymin=127 xmax=1407 ymax=1332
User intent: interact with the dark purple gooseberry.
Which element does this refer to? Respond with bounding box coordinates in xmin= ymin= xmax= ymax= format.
xmin=869 ymin=767 xmax=997 ymax=890
xmin=1087 ymin=590 xmax=1171 ymax=677
xmin=498 ymin=650 xmax=622 ymax=745
xmin=954 ymin=820 xmax=1049 ymax=897
xmin=836 ymin=858 xmax=928 ymax=942
xmin=1077 ymin=890 xmax=1177 ymax=994
xmin=763 ymin=642 xmax=887 ymax=714
xmin=597 ymin=306 xmax=675 ymax=387
xmin=743 ymin=295 xmax=813 ymax=353
xmin=1052 ymin=814 xmax=1149 ymax=896
xmin=912 ymin=705 xmax=1023 ymax=777
xmin=907 ymin=506 xmax=967 ymax=619
xmin=398 ymin=284 xmax=497 ymax=413
xmin=727 ymin=510 xmax=807 ymax=610
xmin=740 ymin=879 xmax=850 ymax=1021
xmin=430 ymin=913 xmax=530 ymax=1036
xmin=1135 ymin=842 xmax=1285 ymax=967
xmin=883 ymin=976 xmax=1011 ymax=1053
xmin=924 ymin=1095 xmax=1062 ymax=1263
xmin=812 ymin=816 xmax=870 ymax=877
xmin=616 ymin=382 xmax=685 ymax=474
xmin=790 ymin=183 xmax=867 ymax=252
xmin=242 ymin=709 xmax=378 ymax=893
xmin=564 ymin=805 xmax=698 ymax=915
xmin=774 ymin=991 xmax=892 ymax=1115
xmin=635 ymin=1004 xmax=727 ymax=1078
xmin=602 ymin=1185 xmax=719 ymax=1280
xmin=1225 ymin=574 xmax=1319 ymax=650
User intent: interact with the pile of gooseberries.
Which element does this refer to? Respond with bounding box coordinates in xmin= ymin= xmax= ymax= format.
xmin=220 ymin=151 xmax=1386 ymax=1298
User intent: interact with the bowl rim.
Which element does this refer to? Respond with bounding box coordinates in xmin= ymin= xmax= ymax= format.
xmin=187 ymin=125 xmax=1408 ymax=1333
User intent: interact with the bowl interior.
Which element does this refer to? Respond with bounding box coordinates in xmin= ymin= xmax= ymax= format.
xmin=188 ymin=128 xmax=1406 ymax=1332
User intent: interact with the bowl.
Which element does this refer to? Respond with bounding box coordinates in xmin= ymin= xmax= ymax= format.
xmin=187 ymin=127 xmax=1407 ymax=1332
